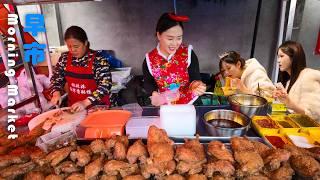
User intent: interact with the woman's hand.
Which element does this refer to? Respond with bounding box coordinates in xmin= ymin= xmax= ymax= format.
xmin=273 ymin=85 xmax=290 ymax=105
xmin=273 ymin=85 xmax=305 ymax=114
xmin=232 ymin=78 xmax=252 ymax=94
xmin=50 ymin=91 xmax=61 ymax=105
xmin=190 ymin=80 xmax=206 ymax=96
xmin=71 ymin=99 xmax=91 ymax=112
xmin=150 ymin=91 xmax=165 ymax=106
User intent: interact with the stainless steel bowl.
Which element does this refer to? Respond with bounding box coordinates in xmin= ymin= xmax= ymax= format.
xmin=203 ymin=109 xmax=251 ymax=136
xmin=228 ymin=94 xmax=269 ymax=118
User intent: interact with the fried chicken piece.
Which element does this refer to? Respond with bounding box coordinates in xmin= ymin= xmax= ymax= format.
xmin=123 ymin=175 xmax=145 ymax=180
xmin=0 ymin=154 xmax=30 ymax=168
xmin=252 ymin=141 xmax=271 ymax=157
xmin=234 ymin=151 xmax=264 ymax=177
xmin=176 ymin=159 xmax=206 ymax=175
xmin=267 ymin=162 xmax=294 ymax=180
xmin=0 ymin=161 xmax=36 ymax=179
xmin=90 ymin=139 xmax=106 ymax=154
xmin=148 ymin=142 xmax=174 ymax=162
xmin=114 ymin=141 xmax=127 ymax=160
xmin=147 ymin=125 xmax=174 ymax=145
xmin=66 ymin=173 xmax=85 ymax=180
xmin=243 ymin=174 xmax=269 ymax=180
xmin=176 ymin=138 xmax=206 ymax=162
xmin=105 ymin=135 xmax=129 ymax=160
xmin=100 ymin=175 xmax=117 ymax=180
xmin=80 ymin=145 xmax=93 ymax=155
xmin=30 ymin=148 xmax=47 ymax=166
xmin=45 ymin=146 xmax=74 ymax=166
xmin=175 ymin=138 xmax=207 ymax=175
xmin=141 ymin=160 xmax=176 ymax=178
xmin=283 ymin=144 xmax=320 ymax=160
xmin=208 ymin=141 xmax=234 ymax=163
xmin=164 ymin=174 xmax=185 ymax=180
xmin=211 ymin=175 xmax=234 ymax=180
xmin=283 ymin=144 xmax=316 ymax=158
xmin=263 ymin=149 xmax=291 ymax=171
xmin=142 ymin=126 xmax=176 ymax=178
xmin=70 ymin=147 xmax=91 ymax=167
xmin=54 ymin=161 xmax=80 ymax=175
xmin=104 ymin=160 xmax=139 ymax=177
xmin=231 ymin=137 xmax=255 ymax=152
xmin=187 ymin=174 xmax=207 ymax=180
xmin=290 ymin=155 xmax=320 ymax=177
xmin=127 ymin=139 xmax=148 ymax=164
xmin=85 ymin=154 xmax=104 ymax=179
xmin=205 ymin=160 xmax=235 ymax=178
xmin=45 ymin=174 xmax=63 ymax=180
xmin=24 ymin=171 xmax=45 ymax=180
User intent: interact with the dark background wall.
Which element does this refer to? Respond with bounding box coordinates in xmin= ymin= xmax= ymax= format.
xmin=44 ymin=0 xmax=281 ymax=75
xmin=51 ymin=0 xmax=281 ymax=75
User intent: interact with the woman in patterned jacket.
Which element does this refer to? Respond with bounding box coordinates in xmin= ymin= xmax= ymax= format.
xmin=50 ymin=26 xmax=112 ymax=112
xmin=143 ymin=12 xmax=206 ymax=106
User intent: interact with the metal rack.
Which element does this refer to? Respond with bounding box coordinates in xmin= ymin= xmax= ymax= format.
xmin=0 ymin=4 xmax=42 ymax=113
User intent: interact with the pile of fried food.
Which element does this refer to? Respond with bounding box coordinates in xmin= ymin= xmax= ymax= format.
xmin=1 ymin=125 xmax=320 ymax=180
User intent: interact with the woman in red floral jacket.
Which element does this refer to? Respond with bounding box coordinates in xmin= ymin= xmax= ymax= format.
xmin=142 ymin=12 xmax=206 ymax=106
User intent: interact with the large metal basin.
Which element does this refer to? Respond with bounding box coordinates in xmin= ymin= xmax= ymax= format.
xmin=203 ymin=109 xmax=250 ymax=136
xmin=228 ymin=94 xmax=269 ymax=118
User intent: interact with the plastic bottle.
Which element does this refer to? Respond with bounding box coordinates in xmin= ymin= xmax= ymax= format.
xmin=214 ymin=74 xmax=224 ymax=96
xmin=164 ymin=83 xmax=180 ymax=105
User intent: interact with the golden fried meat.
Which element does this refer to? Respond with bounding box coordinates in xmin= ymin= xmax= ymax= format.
xmin=45 ymin=174 xmax=63 ymax=180
xmin=45 ymin=146 xmax=74 ymax=167
xmin=126 ymin=139 xmax=148 ymax=164
xmin=103 ymin=160 xmax=139 ymax=177
xmin=208 ymin=141 xmax=234 ymax=163
xmin=90 ymin=139 xmax=106 ymax=154
xmin=187 ymin=174 xmax=207 ymax=180
xmin=24 ymin=171 xmax=45 ymax=180
xmin=54 ymin=161 xmax=80 ymax=175
xmin=205 ymin=160 xmax=235 ymax=178
xmin=70 ymin=147 xmax=91 ymax=167
xmin=84 ymin=155 xmax=104 ymax=179
xmin=234 ymin=151 xmax=264 ymax=177
xmin=263 ymin=149 xmax=291 ymax=171
xmin=231 ymin=137 xmax=255 ymax=152
xmin=290 ymin=155 xmax=320 ymax=177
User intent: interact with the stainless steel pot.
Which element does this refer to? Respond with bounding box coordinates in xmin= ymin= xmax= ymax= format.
xmin=228 ymin=94 xmax=269 ymax=118
xmin=203 ymin=109 xmax=251 ymax=136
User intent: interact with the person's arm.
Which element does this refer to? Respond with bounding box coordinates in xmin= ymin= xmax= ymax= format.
xmin=50 ymin=53 xmax=68 ymax=105
xmin=90 ymin=55 xmax=113 ymax=105
xmin=142 ymin=59 xmax=158 ymax=96
xmin=188 ymin=50 xmax=206 ymax=96
xmin=50 ymin=53 xmax=67 ymax=94
xmin=188 ymin=50 xmax=201 ymax=82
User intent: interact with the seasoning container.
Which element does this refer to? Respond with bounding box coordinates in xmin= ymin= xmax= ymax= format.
xmin=270 ymin=115 xmax=300 ymax=134
xmin=285 ymin=132 xmax=316 ymax=148
xmin=251 ymin=116 xmax=280 ymax=136
xmin=288 ymin=114 xmax=320 ymax=128
xmin=264 ymin=135 xmax=288 ymax=148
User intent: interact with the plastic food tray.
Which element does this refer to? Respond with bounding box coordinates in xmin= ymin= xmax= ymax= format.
xmin=270 ymin=115 xmax=300 ymax=134
xmin=251 ymin=116 xmax=280 ymax=136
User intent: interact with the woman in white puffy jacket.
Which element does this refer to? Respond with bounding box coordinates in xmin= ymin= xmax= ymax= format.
xmin=273 ymin=41 xmax=320 ymax=122
xmin=219 ymin=51 xmax=275 ymax=98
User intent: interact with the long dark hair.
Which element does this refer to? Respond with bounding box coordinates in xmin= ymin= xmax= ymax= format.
xmin=64 ymin=26 xmax=90 ymax=47
xmin=156 ymin=13 xmax=184 ymax=34
xmin=219 ymin=51 xmax=245 ymax=71
xmin=277 ymin=41 xmax=306 ymax=93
